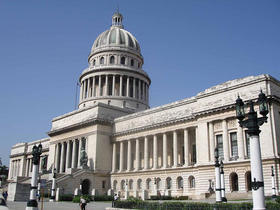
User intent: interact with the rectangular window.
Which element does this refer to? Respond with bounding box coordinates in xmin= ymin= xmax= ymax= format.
xmin=230 ymin=132 xmax=238 ymax=157
xmin=192 ymin=144 xmax=196 ymax=164
xmin=245 ymin=131 xmax=250 ymax=158
xmin=216 ymin=135 xmax=224 ymax=158
xmin=102 ymin=181 xmax=106 ymax=189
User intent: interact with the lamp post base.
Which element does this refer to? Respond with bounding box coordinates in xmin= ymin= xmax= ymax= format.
xmin=221 ymin=197 xmax=227 ymax=202
xmin=26 ymin=199 xmax=38 ymax=210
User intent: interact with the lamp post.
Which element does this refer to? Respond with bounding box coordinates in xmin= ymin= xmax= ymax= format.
xmin=235 ymin=91 xmax=269 ymax=210
xmin=208 ymin=179 xmax=213 ymax=194
xmin=271 ymin=166 xmax=276 ymax=198
xmin=214 ymin=147 xmax=222 ymax=203
xmin=49 ymin=168 xmax=57 ymax=202
xmin=220 ymin=160 xmax=227 ymax=202
xmin=26 ymin=143 xmax=42 ymax=210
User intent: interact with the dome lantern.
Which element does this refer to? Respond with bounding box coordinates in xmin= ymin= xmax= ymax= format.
xmin=112 ymin=12 xmax=123 ymax=28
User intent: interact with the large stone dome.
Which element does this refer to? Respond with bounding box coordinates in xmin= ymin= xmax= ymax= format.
xmin=89 ymin=12 xmax=141 ymax=58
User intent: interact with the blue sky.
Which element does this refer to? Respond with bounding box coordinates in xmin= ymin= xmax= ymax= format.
xmin=0 ymin=0 xmax=279 ymax=165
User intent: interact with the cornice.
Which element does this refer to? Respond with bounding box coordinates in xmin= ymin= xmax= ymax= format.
xmin=48 ymin=118 xmax=112 ymax=137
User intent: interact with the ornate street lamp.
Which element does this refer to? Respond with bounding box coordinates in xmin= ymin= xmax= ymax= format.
xmin=49 ymin=168 xmax=57 ymax=202
xmin=235 ymin=91 xmax=269 ymax=210
xmin=220 ymin=161 xmax=227 ymax=202
xmin=271 ymin=166 xmax=276 ymax=198
xmin=208 ymin=179 xmax=213 ymax=193
xmin=214 ymin=147 xmax=222 ymax=203
xmin=26 ymin=143 xmax=42 ymax=210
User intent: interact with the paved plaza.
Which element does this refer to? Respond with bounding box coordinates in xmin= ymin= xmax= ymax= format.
xmin=6 ymin=201 xmax=112 ymax=210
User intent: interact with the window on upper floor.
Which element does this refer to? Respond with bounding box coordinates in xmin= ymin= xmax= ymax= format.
xmin=110 ymin=56 xmax=115 ymax=64
xmin=130 ymin=59 xmax=134 ymax=66
xmin=230 ymin=132 xmax=238 ymax=158
xmin=100 ymin=57 xmax=104 ymax=65
xmin=93 ymin=59 xmax=96 ymax=66
xmin=216 ymin=134 xmax=224 ymax=159
xmin=121 ymin=56 xmax=126 ymax=65
xmin=245 ymin=131 xmax=250 ymax=158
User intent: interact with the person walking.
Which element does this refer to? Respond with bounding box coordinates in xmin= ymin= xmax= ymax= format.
xmin=80 ymin=196 xmax=87 ymax=210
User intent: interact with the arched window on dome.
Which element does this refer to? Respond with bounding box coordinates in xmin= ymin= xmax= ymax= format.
xmin=93 ymin=59 xmax=96 ymax=66
xmin=110 ymin=56 xmax=115 ymax=64
xmin=138 ymin=62 xmax=140 ymax=68
xmin=130 ymin=59 xmax=134 ymax=67
xmin=121 ymin=56 xmax=126 ymax=65
xmin=100 ymin=57 xmax=104 ymax=65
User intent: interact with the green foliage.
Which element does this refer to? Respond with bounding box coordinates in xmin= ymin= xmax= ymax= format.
xmin=173 ymin=196 xmax=189 ymax=200
xmin=115 ymin=201 xmax=275 ymax=210
xmin=93 ymin=195 xmax=113 ymax=201
xmin=59 ymin=194 xmax=74 ymax=201
xmin=275 ymin=196 xmax=280 ymax=204
xmin=72 ymin=195 xmax=92 ymax=203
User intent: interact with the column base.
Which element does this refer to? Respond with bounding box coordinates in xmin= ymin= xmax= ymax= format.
xmin=26 ymin=199 xmax=38 ymax=210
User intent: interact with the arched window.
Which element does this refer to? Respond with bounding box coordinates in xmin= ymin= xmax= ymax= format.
xmin=121 ymin=180 xmax=125 ymax=190
xmin=110 ymin=56 xmax=115 ymax=64
xmin=166 ymin=177 xmax=172 ymax=189
xmin=130 ymin=59 xmax=134 ymax=66
xmin=245 ymin=171 xmax=252 ymax=191
xmin=189 ymin=176 xmax=195 ymax=188
xmin=230 ymin=172 xmax=239 ymax=191
xmin=113 ymin=180 xmax=117 ymax=190
xmin=137 ymin=179 xmax=142 ymax=190
xmin=93 ymin=59 xmax=96 ymax=66
xmin=177 ymin=176 xmax=183 ymax=189
xmin=100 ymin=57 xmax=104 ymax=65
xmin=129 ymin=179 xmax=133 ymax=190
xmin=121 ymin=56 xmax=126 ymax=65
xmin=146 ymin=178 xmax=152 ymax=190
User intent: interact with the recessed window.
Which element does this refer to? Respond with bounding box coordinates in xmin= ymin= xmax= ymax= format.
xmin=102 ymin=181 xmax=106 ymax=189
xmin=230 ymin=132 xmax=238 ymax=157
xmin=121 ymin=56 xmax=126 ymax=65
xmin=100 ymin=57 xmax=104 ymax=65
xmin=216 ymin=134 xmax=224 ymax=159
xmin=130 ymin=59 xmax=134 ymax=66
xmin=138 ymin=63 xmax=141 ymax=68
xmin=93 ymin=59 xmax=96 ymax=66
xmin=110 ymin=56 xmax=115 ymax=64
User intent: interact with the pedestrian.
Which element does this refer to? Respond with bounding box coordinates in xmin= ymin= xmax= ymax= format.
xmin=112 ymin=193 xmax=118 ymax=207
xmin=80 ymin=196 xmax=87 ymax=210
xmin=2 ymin=192 xmax=7 ymax=201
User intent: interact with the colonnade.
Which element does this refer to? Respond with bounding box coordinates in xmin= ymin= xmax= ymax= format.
xmin=112 ymin=128 xmax=197 ymax=172
xmin=80 ymin=74 xmax=149 ymax=102
xmin=54 ymin=138 xmax=87 ymax=173
xmin=10 ymin=159 xmax=21 ymax=178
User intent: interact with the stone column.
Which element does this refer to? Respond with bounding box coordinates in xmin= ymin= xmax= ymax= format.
xmin=77 ymin=139 xmax=82 ymax=167
xmin=98 ymin=75 xmax=102 ymax=96
xmin=112 ymin=142 xmax=116 ymax=172
xmin=127 ymin=140 xmax=131 ymax=171
xmin=135 ymin=139 xmax=140 ymax=171
xmin=209 ymin=122 xmax=215 ymax=162
xmin=112 ymin=75 xmax=115 ymax=96
xmin=65 ymin=141 xmax=71 ymax=170
xmin=86 ymin=79 xmax=89 ymax=98
xmin=60 ymin=142 xmax=65 ymax=173
xmin=92 ymin=76 xmax=96 ymax=97
xmin=72 ymin=140 xmax=77 ymax=168
xmin=133 ymin=77 xmax=136 ymax=98
xmin=105 ymin=75 xmax=108 ymax=96
xmin=55 ymin=144 xmax=60 ymax=172
xmin=163 ymin=133 xmax=167 ymax=168
xmin=153 ymin=135 xmax=158 ymax=169
xmin=144 ymin=137 xmax=148 ymax=169
xmin=184 ymin=129 xmax=189 ymax=166
xmin=142 ymin=81 xmax=144 ymax=100
xmin=237 ymin=125 xmax=245 ymax=160
xmin=119 ymin=142 xmax=124 ymax=171
xmin=138 ymin=80 xmax=141 ymax=100
xmin=126 ymin=77 xmax=130 ymax=97
xmin=173 ymin=131 xmax=178 ymax=167
xmin=120 ymin=75 xmax=123 ymax=96
xmin=222 ymin=120 xmax=229 ymax=161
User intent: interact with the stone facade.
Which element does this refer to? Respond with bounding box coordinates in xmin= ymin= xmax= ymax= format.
xmin=7 ymin=12 xmax=280 ymax=201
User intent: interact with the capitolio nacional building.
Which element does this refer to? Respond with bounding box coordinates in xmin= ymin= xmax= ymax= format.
xmin=7 ymin=12 xmax=280 ymax=201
